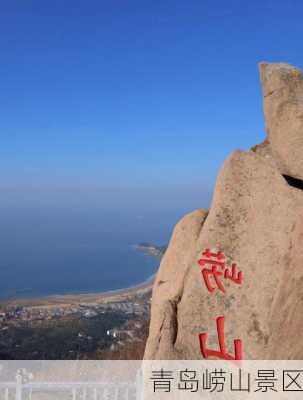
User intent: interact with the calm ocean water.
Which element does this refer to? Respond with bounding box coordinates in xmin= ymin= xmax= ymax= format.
xmin=0 ymin=237 xmax=159 ymax=299
xmin=0 ymin=184 xmax=210 ymax=300
xmin=0 ymin=191 xmax=179 ymax=300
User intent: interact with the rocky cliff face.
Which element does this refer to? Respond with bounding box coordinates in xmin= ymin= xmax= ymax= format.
xmin=144 ymin=62 xmax=303 ymax=360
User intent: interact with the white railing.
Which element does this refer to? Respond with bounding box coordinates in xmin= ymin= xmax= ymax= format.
xmin=0 ymin=369 xmax=142 ymax=400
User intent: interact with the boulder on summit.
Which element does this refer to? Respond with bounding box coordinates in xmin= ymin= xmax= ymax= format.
xmin=144 ymin=62 xmax=303 ymax=360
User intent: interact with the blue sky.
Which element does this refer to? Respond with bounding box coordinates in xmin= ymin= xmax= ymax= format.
xmin=1 ymin=0 xmax=303 ymax=212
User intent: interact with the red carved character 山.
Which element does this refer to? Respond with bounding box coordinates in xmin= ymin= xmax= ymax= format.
xmin=199 ymin=316 xmax=243 ymax=361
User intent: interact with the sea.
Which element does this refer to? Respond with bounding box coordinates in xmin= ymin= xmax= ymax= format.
xmin=0 ymin=187 xmax=191 ymax=300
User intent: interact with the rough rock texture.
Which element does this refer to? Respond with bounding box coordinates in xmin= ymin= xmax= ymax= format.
xmin=260 ymin=62 xmax=303 ymax=180
xmin=144 ymin=62 xmax=303 ymax=360
xmin=144 ymin=209 xmax=208 ymax=359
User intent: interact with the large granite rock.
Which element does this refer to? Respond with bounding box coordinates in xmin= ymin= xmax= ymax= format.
xmin=260 ymin=62 xmax=303 ymax=180
xmin=144 ymin=62 xmax=303 ymax=360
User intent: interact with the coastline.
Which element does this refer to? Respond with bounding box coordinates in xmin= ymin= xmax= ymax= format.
xmin=0 ymin=246 xmax=161 ymax=359
xmin=3 ymin=273 xmax=156 ymax=308
xmin=1 ymin=243 xmax=165 ymax=309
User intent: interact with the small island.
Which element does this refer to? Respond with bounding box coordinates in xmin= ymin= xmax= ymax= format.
xmin=134 ymin=242 xmax=167 ymax=259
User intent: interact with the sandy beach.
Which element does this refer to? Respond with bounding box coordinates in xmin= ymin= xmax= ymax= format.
xmin=3 ymin=274 xmax=155 ymax=309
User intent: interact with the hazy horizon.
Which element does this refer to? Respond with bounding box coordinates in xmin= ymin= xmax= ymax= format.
xmin=1 ymin=0 xmax=303 ymax=297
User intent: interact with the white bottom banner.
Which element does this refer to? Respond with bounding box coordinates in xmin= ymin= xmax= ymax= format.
xmin=1 ymin=360 xmax=303 ymax=399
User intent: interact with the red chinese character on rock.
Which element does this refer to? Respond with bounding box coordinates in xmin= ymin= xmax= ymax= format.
xmin=199 ymin=316 xmax=243 ymax=362
xmin=224 ymin=263 xmax=243 ymax=285
xmin=198 ymin=249 xmax=243 ymax=293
